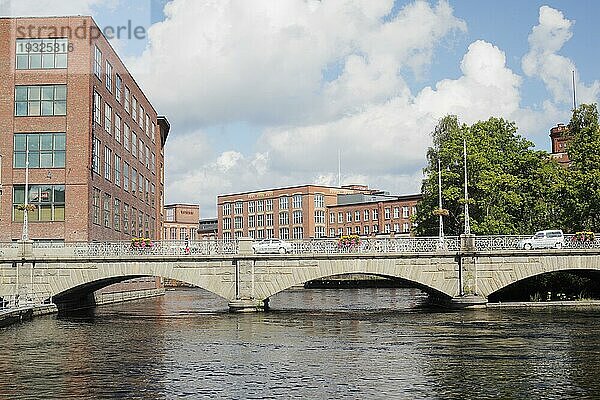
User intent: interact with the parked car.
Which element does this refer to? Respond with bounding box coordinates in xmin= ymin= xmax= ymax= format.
xmin=518 ymin=230 xmax=564 ymax=250
xmin=252 ymin=239 xmax=293 ymax=254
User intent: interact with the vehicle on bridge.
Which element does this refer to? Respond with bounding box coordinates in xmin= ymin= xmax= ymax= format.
xmin=252 ymin=239 xmax=293 ymax=254
xmin=518 ymin=230 xmax=564 ymax=250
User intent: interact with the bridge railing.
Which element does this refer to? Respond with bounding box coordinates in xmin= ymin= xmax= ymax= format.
xmin=0 ymin=291 xmax=53 ymax=310
xmin=289 ymin=236 xmax=460 ymax=255
xmin=475 ymin=234 xmax=600 ymax=251
xmin=30 ymin=239 xmax=240 ymax=258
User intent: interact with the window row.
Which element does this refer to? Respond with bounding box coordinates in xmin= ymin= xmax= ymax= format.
xmin=166 ymin=227 xmax=197 ymax=240
xmin=12 ymin=185 xmax=65 ymax=222
xmin=93 ymin=91 xmax=156 ymax=173
xmin=92 ymin=187 xmax=156 ymax=238
xmin=16 ymin=38 xmax=69 ymax=70
xmin=94 ymin=46 xmax=155 ymax=143
xmin=15 ymin=85 xmax=66 ymax=116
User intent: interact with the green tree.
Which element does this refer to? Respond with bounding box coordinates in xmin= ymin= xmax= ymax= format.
xmin=563 ymin=103 xmax=600 ymax=232
xmin=414 ymin=115 xmax=563 ymax=236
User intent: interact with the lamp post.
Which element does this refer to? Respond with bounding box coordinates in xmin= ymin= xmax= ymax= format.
xmin=463 ymin=138 xmax=471 ymax=235
xmin=437 ymin=156 xmax=444 ymax=247
xmin=22 ymin=147 xmax=30 ymax=241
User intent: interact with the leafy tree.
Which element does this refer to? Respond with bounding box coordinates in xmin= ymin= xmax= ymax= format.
xmin=562 ymin=103 xmax=600 ymax=232
xmin=414 ymin=115 xmax=563 ymax=236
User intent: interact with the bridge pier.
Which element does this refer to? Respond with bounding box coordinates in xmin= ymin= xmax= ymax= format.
xmin=228 ymin=298 xmax=269 ymax=312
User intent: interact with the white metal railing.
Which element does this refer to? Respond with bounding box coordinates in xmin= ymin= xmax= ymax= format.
xmin=475 ymin=234 xmax=600 ymax=251
xmin=31 ymin=239 xmax=240 ymax=258
xmin=0 ymin=291 xmax=53 ymax=310
xmin=288 ymin=237 xmax=460 ymax=255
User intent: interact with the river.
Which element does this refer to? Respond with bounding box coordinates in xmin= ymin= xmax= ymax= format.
xmin=1 ymin=287 xmax=599 ymax=399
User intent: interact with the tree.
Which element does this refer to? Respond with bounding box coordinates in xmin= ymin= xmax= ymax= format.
xmin=414 ymin=115 xmax=563 ymax=236
xmin=562 ymin=103 xmax=600 ymax=232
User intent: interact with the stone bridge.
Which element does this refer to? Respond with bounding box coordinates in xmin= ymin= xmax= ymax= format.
xmin=1 ymin=235 xmax=600 ymax=311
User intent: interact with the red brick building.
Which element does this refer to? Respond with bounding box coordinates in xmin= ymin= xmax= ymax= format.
xmin=0 ymin=16 xmax=169 ymax=242
xmin=163 ymin=203 xmax=200 ymax=240
xmin=549 ymin=123 xmax=571 ymax=165
xmin=327 ymin=193 xmax=421 ymax=237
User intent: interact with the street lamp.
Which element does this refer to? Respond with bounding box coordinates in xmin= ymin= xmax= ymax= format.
xmin=463 ymin=138 xmax=471 ymax=235
xmin=22 ymin=147 xmax=30 ymax=241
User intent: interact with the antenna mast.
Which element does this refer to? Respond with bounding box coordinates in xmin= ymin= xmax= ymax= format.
xmin=572 ymin=70 xmax=577 ymax=110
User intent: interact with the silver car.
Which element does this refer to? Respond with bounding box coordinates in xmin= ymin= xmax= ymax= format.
xmin=518 ymin=230 xmax=564 ymax=250
xmin=252 ymin=239 xmax=293 ymax=254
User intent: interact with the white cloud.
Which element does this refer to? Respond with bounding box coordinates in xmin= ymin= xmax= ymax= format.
xmin=522 ymin=5 xmax=600 ymax=105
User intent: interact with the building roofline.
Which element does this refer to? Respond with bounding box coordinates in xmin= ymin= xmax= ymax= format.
xmin=327 ymin=193 xmax=422 ymax=208
xmin=218 ymin=184 xmax=365 ymax=198
xmin=164 ymin=203 xmax=198 ymax=208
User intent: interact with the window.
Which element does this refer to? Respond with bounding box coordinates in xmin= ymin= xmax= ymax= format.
xmin=329 ymin=228 xmax=335 ymax=237
xmin=130 ymin=207 xmax=137 ymax=235
xmin=265 ymin=199 xmax=273 ymax=211
xmin=115 ymin=75 xmax=122 ymax=103
xmin=94 ymin=45 xmax=102 ymax=78
xmin=394 ymin=223 xmax=399 ymax=233
xmin=151 ymin=123 xmax=156 ymax=144
xmin=139 ymin=174 xmax=144 ymax=200
xmin=256 ymin=200 xmax=264 ymax=212
xmin=346 ymin=212 xmax=352 ymax=223
xmin=124 ymin=124 xmax=130 ymax=150
xmin=234 ymin=217 xmax=243 ymax=229
xmin=125 ymin=86 xmax=130 ymax=113
xmin=145 ymin=146 xmax=150 ymax=169
xmin=338 ymin=212 xmax=343 ymax=223
xmin=403 ymin=206 xmax=409 ymax=218
xmin=170 ymin=227 xmax=177 ymax=239
xmin=114 ymin=198 xmax=121 ymax=231
xmin=385 ymin=224 xmax=390 ymax=233
xmin=338 ymin=228 xmax=343 ymax=236
xmin=180 ymin=227 xmax=187 ymax=239
xmin=104 ymin=104 xmax=112 ymax=134
xmin=256 ymin=230 xmax=264 ymax=239
xmin=266 ymin=213 xmax=273 ymax=226
xmin=105 ymin=61 xmax=113 ymax=92
xmin=16 ymin=38 xmax=68 ymax=69
xmin=364 ymin=225 xmax=370 ymax=235
xmin=329 ymin=212 xmax=335 ymax=224
xmin=314 ymin=194 xmax=324 ymax=208
xmin=315 ymin=226 xmax=325 ymax=238
xmin=385 ymin=208 xmax=391 ymax=219
xmin=138 ymin=137 xmax=144 ymax=161
xmin=314 ymin=210 xmax=325 ymax=224
xmin=223 ymin=218 xmax=231 ymax=230
xmin=132 ymin=96 xmax=137 ymax=121
xmin=139 ymin=106 xmax=144 ymax=128
xmin=145 ymin=178 xmax=150 ymax=203
xmin=104 ymin=147 xmax=111 ymax=181
xmin=151 ymin=184 xmax=156 ymax=207
xmin=373 ymin=209 xmax=378 ymax=220
xmin=412 ymin=206 xmax=417 ymax=216
xmin=248 ymin=215 xmax=255 ymax=228
xmin=131 ymin=168 xmax=137 ymax=194
xmin=257 ymin=214 xmax=264 ymax=227
xmin=103 ymin=193 xmax=111 ymax=228
xmin=223 ymin=203 xmax=231 ymax=216
xmin=93 ymin=91 xmax=101 ymax=124
xmin=279 ymin=196 xmax=288 ymax=210
xmin=347 ymin=227 xmax=352 ymax=235
xmin=373 ymin=224 xmax=378 ymax=233
xmin=123 ymin=203 xmax=129 ymax=232
xmin=234 ymin=201 xmax=243 ymax=214
xmin=189 ymin=228 xmax=196 ymax=240
xmin=292 ymin=194 xmax=302 ymax=208
xmin=293 ymin=210 xmax=303 ymax=224
xmin=266 ymin=229 xmax=274 ymax=239
xmin=364 ymin=210 xmax=369 ymax=221
xmin=145 ymin=115 xmax=150 ymax=137
xmin=165 ymin=208 xmax=175 ymax=222
xmin=293 ymin=227 xmax=303 ymax=239
xmin=114 ymin=155 xmax=121 ymax=187
xmin=92 ymin=137 xmax=100 ymax=174
xmin=15 ymin=85 xmax=66 ymax=116
xmin=223 ymin=232 xmax=232 ymax=241
xmin=355 ymin=226 xmax=360 ymax=234
xmin=92 ymin=188 xmax=100 ymax=224
xmin=12 ymin=185 xmax=65 ymax=222
xmin=123 ymin=162 xmax=130 ymax=191
xmin=279 ymin=212 xmax=289 ymax=225
xmin=248 ymin=201 xmax=255 ymax=213
xmin=279 ymin=227 xmax=289 ymax=239
xmin=13 ymin=133 xmax=65 ymax=168
xmin=114 ymin=114 xmax=121 ymax=143
xmin=131 ymin=132 xmax=137 ymax=157
xmin=393 ymin=207 xmax=399 ymax=219
xmin=355 ymin=211 xmax=360 ymax=222
xmin=403 ymin=223 xmax=410 ymax=233
xmin=151 ymin=153 xmax=156 ymax=173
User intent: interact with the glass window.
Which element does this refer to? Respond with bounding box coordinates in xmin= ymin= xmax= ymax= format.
xmin=279 ymin=196 xmax=288 ymax=210
xmin=292 ymin=194 xmax=302 ymax=208
xmin=92 ymin=188 xmax=100 ymax=225
xmin=94 ymin=45 xmax=102 ymax=78
xmin=16 ymin=38 xmax=68 ymax=70
xmin=104 ymin=147 xmax=111 ymax=181
xmin=92 ymin=137 xmax=100 ymax=174
xmin=13 ymin=133 xmax=66 ymax=168
xmin=314 ymin=194 xmax=324 ymax=208
xmin=15 ymin=85 xmax=66 ymax=116
xmin=114 ymin=154 xmax=121 ymax=187
xmin=114 ymin=198 xmax=121 ymax=231
xmin=104 ymin=103 xmax=112 ymax=134
xmin=114 ymin=114 xmax=121 ymax=143
xmin=123 ymin=162 xmax=130 ymax=191
xmin=234 ymin=201 xmax=243 ymax=214
xmin=12 ymin=184 xmax=65 ymax=222
xmin=115 ymin=75 xmax=122 ymax=103
xmin=124 ymin=86 xmax=130 ymax=113
xmin=93 ymin=91 xmax=102 ymax=125
xmin=105 ymin=61 xmax=113 ymax=92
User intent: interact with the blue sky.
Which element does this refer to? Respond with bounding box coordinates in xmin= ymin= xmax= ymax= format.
xmin=3 ymin=0 xmax=599 ymax=215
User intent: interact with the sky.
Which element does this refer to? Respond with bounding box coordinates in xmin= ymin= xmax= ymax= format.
xmin=2 ymin=0 xmax=599 ymax=217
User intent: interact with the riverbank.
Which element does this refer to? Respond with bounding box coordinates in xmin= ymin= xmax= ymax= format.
xmin=0 ymin=304 xmax=57 ymax=328
xmin=487 ymin=300 xmax=600 ymax=308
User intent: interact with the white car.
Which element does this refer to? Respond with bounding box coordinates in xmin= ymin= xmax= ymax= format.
xmin=518 ymin=230 xmax=564 ymax=250
xmin=252 ymin=239 xmax=293 ymax=254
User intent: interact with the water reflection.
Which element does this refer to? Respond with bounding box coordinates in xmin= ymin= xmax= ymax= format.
xmin=1 ymin=287 xmax=600 ymax=399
